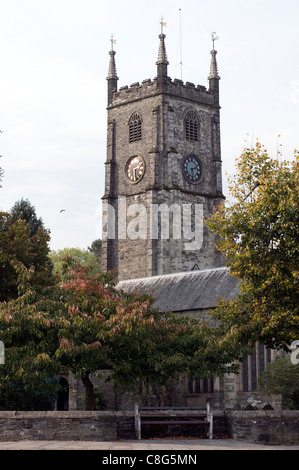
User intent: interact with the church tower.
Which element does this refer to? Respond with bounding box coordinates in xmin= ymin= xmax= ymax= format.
xmin=102 ymin=26 xmax=225 ymax=281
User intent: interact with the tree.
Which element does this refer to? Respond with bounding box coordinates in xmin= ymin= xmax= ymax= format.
xmin=55 ymin=267 xmax=118 ymax=410
xmin=258 ymin=357 xmax=299 ymax=409
xmin=88 ymin=239 xmax=102 ymax=265
xmin=0 ymin=374 xmax=59 ymax=411
xmin=49 ymin=247 xmax=101 ymax=282
xmin=100 ymin=300 xmax=242 ymax=406
xmin=207 ymin=141 xmax=299 ymax=350
xmin=0 ymin=210 xmax=54 ymax=301
xmin=0 ymin=264 xmax=64 ymax=409
xmin=56 ymin=264 xmax=241 ymax=409
xmin=10 ymin=198 xmax=45 ymax=237
xmin=0 ymin=258 xmax=243 ymax=410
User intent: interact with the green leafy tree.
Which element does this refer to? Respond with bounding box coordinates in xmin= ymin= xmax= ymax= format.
xmin=0 ymin=210 xmax=54 ymax=301
xmin=258 ymin=357 xmax=299 ymax=409
xmin=0 ymin=264 xmax=64 ymax=409
xmin=88 ymin=239 xmax=102 ymax=265
xmin=10 ymin=198 xmax=45 ymax=236
xmin=49 ymin=247 xmax=101 ymax=282
xmin=207 ymin=141 xmax=299 ymax=350
xmin=100 ymin=299 xmax=242 ymax=406
xmin=0 ymin=375 xmax=59 ymax=411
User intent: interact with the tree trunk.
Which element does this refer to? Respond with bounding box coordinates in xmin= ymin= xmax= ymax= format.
xmin=81 ymin=373 xmax=96 ymax=410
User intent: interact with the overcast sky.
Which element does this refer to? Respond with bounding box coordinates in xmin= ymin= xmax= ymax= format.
xmin=0 ymin=0 xmax=298 ymax=251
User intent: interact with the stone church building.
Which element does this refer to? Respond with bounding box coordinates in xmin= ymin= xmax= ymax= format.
xmin=59 ymin=27 xmax=282 ymax=412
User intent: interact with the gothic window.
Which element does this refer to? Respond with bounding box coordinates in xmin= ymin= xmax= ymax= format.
xmin=188 ymin=376 xmax=214 ymax=394
xmin=241 ymin=343 xmax=273 ymax=393
xmin=184 ymin=111 xmax=199 ymax=142
xmin=129 ymin=112 xmax=142 ymax=143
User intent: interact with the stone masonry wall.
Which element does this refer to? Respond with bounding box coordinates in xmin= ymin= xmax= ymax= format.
xmin=0 ymin=411 xmax=135 ymax=441
xmin=227 ymin=410 xmax=299 ymax=445
xmin=102 ymin=70 xmax=223 ymax=281
xmin=0 ymin=411 xmax=298 ymax=444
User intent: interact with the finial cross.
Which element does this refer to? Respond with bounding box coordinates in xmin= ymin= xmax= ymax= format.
xmin=110 ymin=33 xmax=116 ymax=50
xmin=211 ymin=31 xmax=219 ymax=50
xmin=159 ymin=16 xmax=167 ymax=34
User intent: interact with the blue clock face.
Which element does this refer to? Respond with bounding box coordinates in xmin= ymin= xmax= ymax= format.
xmin=182 ymin=155 xmax=202 ymax=183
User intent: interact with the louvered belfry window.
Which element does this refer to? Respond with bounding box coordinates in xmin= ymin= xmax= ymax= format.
xmin=129 ymin=112 xmax=142 ymax=143
xmin=185 ymin=111 xmax=199 ymax=142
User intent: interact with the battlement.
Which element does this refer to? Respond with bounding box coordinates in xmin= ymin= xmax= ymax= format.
xmin=108 ymin=76 xmax=217 ymax=108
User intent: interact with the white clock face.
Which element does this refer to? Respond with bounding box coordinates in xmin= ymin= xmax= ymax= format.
xmin=182 ymin=155 xmax=202 ymax=183
xmin=126 ymin=155 xmax=145 ymax=184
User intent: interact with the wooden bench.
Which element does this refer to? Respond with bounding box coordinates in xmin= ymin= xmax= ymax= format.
xmin=134 ymin=403 xmax=213 ymax=440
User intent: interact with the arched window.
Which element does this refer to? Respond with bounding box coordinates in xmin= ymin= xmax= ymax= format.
xmin=129 ymin=112 xmax=142 ymax=143
xmin=184 ymin=111 xmax=199 ymax=142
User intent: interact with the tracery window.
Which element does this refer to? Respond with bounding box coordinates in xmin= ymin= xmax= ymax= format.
xmin=184 ymin=111 xmax=199 ymax=142
xmin=188 ymin=377 xmax=214 ymax=394
xmin=129 ymin=112 xmax=142 ymax=143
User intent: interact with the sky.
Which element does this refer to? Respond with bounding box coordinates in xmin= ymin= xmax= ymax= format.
xmin=0 ymin=0 xmax=298 ymax=251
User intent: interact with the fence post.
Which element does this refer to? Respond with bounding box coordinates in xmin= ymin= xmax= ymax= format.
xmin=134 ymin=403 xmax=141 ymax=440
xmin=0 ymin=341 xmax=4 ymax=365
xmin=206 ymin=403 xmax=213 ymax=439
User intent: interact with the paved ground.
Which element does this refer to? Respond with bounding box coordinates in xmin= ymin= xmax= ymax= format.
xmin=0 ymin=439 xmax=298 ymax=450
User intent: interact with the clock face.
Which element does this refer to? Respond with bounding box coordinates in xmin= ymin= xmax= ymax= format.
xmin=126 ymin=155 xmax=145 ymax=184
xmin=182 ymin=155 xmax=202 ymax=184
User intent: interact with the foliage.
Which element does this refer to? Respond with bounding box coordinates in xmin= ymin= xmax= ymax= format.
xmin=0 ymin=251 xmax=246 ymax=411
xmin=88 ymin=239 xmax=102 ymax=264
xmin=101 ymin=300 xmax=241 ymax=390
xmin=0 ymin=375 xmax=59 ymax=411
xmin=0 ymin=202 xmax=54 ymax=301
xmin=0 ymin=263 xmax=65 ymax=409
xmin=81 ymin=385 xmax=108 ymax=411
xmin=56 ymin=264 xmax=242 ymax=408
xmin=10 ymin=198 xmax=45 ymax=237
xmin=55 ymin=266 xmax=118 ymax=410
xmin=258 ymin=357 xmax=299 ymax=409
xmin=207 ymin=141 xmax=299 ymax=350
xmin=49 ymin=246 xmax=101 ymax=282
xmin=0 ymin=253 xmax=246 ymax=410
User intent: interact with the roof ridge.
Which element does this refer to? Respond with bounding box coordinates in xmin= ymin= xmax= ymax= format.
xmin=117 ymin=266 xmax=228 ymax=284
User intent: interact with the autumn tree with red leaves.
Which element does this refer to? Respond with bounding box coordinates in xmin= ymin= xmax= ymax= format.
xmin=1 ymin=258 xmax=243 ymax=410
xmin=56 ymin=265 xmax=241 ymax=409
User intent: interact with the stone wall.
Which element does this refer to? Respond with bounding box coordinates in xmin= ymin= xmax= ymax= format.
xmin=0 ymin=411 xmax=135 ymax=442
xmin=0 ymin=410 xmax=298 ymax=445
xmin=227 ymin=410 xmax=299 ymax=445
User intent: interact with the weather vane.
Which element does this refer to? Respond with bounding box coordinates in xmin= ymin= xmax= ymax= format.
xmin=160 ymin=16 xmax=167 ymax=34
xmin=110 ymin=33 xmax=116 ymax=50
xmin=211 ymin=31 xmax=219 ymax=49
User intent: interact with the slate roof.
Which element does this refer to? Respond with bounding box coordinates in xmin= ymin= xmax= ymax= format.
xmin=117 ymin=266 xmax=240 ymax=313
